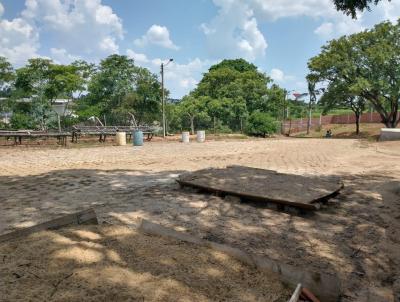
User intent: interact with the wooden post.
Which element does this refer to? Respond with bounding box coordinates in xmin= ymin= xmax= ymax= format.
xmin=57 ymin=114 xmax=61 ymax=133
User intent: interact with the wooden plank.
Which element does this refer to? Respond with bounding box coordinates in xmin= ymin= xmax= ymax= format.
xmin=0 ymin=208 xmax=98 ymax=243
xmin=288 ymin=284 xmax=302 ymax=302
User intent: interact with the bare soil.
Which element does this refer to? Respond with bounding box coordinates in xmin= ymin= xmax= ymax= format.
xmin=0 ymin=225 xmax=291 ymax=301
xmin=0 ymin=138 xmax=399 ymax=301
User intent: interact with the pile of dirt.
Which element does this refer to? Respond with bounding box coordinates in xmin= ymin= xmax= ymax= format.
xmin=0 ymin=225 xmax=292 ymax=302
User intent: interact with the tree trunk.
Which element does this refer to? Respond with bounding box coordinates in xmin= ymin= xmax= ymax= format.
xmin=213 ymin=116 xmax=216 ymax=134
xmin=355 ymin=112 xmax=360 ymax=135
xmin=306 ymin=105 xmax=312 ymax=135
xmin=190 ymin=117 xmax=194 ymax=135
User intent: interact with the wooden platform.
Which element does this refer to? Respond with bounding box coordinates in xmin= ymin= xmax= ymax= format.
xmin=177 ymin=166 xmax=343 ymax=211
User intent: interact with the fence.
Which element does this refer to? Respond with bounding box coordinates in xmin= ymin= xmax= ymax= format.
xmin=283 ymin=111 xmax=384 ymax=133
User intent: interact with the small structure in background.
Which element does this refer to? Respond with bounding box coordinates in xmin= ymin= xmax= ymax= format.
xmin=380 ymin=128 xmax=400 ymax=141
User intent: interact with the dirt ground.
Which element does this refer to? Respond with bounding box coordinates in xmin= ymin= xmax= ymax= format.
xmin=0 ymin=225 xmax=291 ymax=302
xmin=0 ymin=138 xmax=399 ymax=301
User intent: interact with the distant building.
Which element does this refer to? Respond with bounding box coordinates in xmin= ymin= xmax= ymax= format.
xmin=167 ymin=98 xmax=181 ymax=104
xmin=0 ymin=97 xmax=75 ymax=125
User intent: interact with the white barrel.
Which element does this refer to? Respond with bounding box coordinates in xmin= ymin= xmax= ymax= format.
xmin=181 ymin=131 xmax=190 ymax=143
xmin=115 ymin=132 xmax=126 ymax=146
xmin=196 ymin=130 xmax=205 ymax=143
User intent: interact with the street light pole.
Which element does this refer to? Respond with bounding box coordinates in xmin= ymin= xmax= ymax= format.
xmin=161 ymin=59 xmax=173 ymax=138
xmin=161 ymin=63 xmax=165 ymax=138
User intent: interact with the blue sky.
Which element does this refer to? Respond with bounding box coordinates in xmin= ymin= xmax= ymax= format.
xmin=0 ymin=0 xmax=399 ymax=98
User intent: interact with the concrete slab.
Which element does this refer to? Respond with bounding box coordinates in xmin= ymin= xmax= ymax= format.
xmin=177 ymin=166 xmax=343 ymax=211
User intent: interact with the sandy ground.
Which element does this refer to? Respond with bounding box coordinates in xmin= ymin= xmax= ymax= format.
xmin=0 ymin=138 xmax=399 ymax=301
xmin=0 ymin=225 xmax=291 ymax=301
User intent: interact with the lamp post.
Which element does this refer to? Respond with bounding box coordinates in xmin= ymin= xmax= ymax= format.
xmin=161 ymin=58 xmax=173 ymax=138
xmin=281 ymin=89 xmax=294 ymax=134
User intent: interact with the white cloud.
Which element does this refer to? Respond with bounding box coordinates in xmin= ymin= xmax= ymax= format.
xmin=207 ymin=0 xmax=400 ymax=53
xmin=134 ymin=25 xmax=179 ymax=50
xmin=314 ymin=22 xmax=334 ymax=37
xmin=126 ymin=49 xmax=213 ymax=98
xmin=270 ymin=68 xmax=284 ymax=82
xmin=201 ymin=0 xmax=267 ymax=61
xmin=247 ymin=0 xmax=335 ymax=20
xmin=0 ymin=3 xmax=4 ymax=17
xmin=126 ymin=49 xmax=149 ymax=64
xmin=50 ymin=48 xmax=80 ymax=64
xmin=21 ymin=0 xmax=123 ymax=58
xmin=314 ymin=14 xmax=364 ymax=39
xmin=270 ymin=68 xmax=295 ymax=83
xmin=0 ymin=12 xmax=40 ymax=65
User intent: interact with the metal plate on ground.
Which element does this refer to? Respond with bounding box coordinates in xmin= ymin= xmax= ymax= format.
xmin=177 ymin=166 xmax=343 ymax=210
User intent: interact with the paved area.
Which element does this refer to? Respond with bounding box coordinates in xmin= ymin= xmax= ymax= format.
xmin=0 ymin=138 xmax=399 ymax=301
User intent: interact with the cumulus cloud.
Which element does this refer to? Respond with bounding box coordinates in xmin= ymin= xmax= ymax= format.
xmin=314 ymin=14 xmax=364 ymax=39
xmin=50 ymin=48 xmax=80 ymax=64
xmin=23 ymin=0 xmax=123 ymax=57
xmin=206 ymin=0 xmax=400 ymax=53
xmin=126 ymin=49 xmax=149 ymax=64
xmin=0 ymin=2 xmax=4 ymax=17
xmin=0 ymin=0 xmax=123 ymax=65
xmin=126 ymin=49 xmax=213 ymax=98
xmin=0 ymin=11 xmax=40 ymax=65
xmin=134 ymin=25 xmax=179 ymax=50
xmin=270 ymin=68 xmax=295 ymax=83
xmin=201 ymin=0 xmax=267 ymax=61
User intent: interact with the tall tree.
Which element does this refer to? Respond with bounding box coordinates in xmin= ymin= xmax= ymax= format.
xmin=177 ymin=95 xmax=210 ymax=134
xmin=119 ymin=67 xmax=162 ymax=124
xmin=306 ymin=76 xmax=317 ymax=134
xmin=319 ymin=83 xmax=367 ymax=134
xmin=308 ymin=20 xmax=400 ymax=128
xmin=193 ymin=59 xmax=271 ymax=113
xmin=87 ymin=55 xmax=137 ymax=114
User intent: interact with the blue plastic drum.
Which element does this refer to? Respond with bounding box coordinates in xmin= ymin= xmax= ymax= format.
xmin=133 ymin=130 xmax=143 ymax=146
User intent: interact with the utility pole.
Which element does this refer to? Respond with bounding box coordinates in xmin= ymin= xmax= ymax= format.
xmin=160 ymin=58 xmax=173 ymax=138
xmin=161 ymin=63 xmax=165 ymax=138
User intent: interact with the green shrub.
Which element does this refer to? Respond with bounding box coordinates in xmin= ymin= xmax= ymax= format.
xmin=245 ymin=111 xmax=278 ymax=137
xmin=10 ymin=113 xmax=36 ymax=130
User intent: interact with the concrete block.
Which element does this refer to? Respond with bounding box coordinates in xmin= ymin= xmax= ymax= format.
xmin=380 ymin=128 xmax=400 ymax=141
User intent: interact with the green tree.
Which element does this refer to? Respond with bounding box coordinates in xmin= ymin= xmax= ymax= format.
xmin=0 ymin=56 xmax=14 ymax=95
xmin=245 ymin=111 xmax=278 ymax=137
xmin=333 ymin=0 xmax=386 ymax=18
xmin=253 ymin=84 xmax=285 ymax=119
xmin=319 ymin=83 xmax=367 ymax=134
xmin=308 ymin=20 xmax=400 ymax=128
xmin=119 ymin=67 xmax=162 ymax=124
xmin=193 ymin=59 xmax=270 ymax=113
xmin=87 ymin=55 xmax=137 ymax=114
xmin=306 ymin=76 xmax=318 ymax=134
xmin=177 ymin=95 xmax=210 ymax=134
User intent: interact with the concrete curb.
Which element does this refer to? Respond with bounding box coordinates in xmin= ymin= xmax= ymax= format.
xmin=0 ymin=208 xmax=98 ymax=243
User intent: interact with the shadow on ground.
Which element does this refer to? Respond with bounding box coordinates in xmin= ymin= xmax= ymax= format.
xmin=0 ymin=168 xmax=399 ymax=301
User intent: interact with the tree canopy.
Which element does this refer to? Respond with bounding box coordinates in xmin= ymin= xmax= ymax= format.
xmin=333 ymin=0 xmax=386 ymax=18
xmin=308 ymin=20 xmax=400 ymax=128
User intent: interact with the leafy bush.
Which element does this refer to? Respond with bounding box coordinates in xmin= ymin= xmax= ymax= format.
xmin=245 ymin=111 xmax=278 ymax=137
xmin=10 ymin=113 xmax=36 ymax=130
